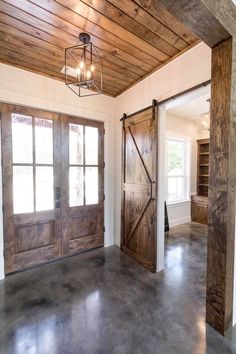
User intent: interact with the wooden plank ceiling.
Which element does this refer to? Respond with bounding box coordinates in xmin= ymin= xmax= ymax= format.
xmin=0 ymin=0 xmax=199 ymax=97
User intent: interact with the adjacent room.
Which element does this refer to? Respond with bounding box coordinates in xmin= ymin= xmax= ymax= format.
xmin=165 ymin=86 xmax=210 ymax=229
xmin=0 ymin=1 xmax=236 ymax=353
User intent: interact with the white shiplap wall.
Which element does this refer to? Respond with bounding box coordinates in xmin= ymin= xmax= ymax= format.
xmin=0 ymin=63 xmax=116 ymax=279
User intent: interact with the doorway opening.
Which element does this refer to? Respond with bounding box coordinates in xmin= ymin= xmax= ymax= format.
xmin=162 ymin=86 xmax=211 ymax=289
xmin=165 ymin=86 xmax=211 ymax=231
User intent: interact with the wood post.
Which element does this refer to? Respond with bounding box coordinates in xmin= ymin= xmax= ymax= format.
xmin=206 ymin=37 xmax=236 ymax=335
xmin=154 ymin=0 xmax=236 ymax=335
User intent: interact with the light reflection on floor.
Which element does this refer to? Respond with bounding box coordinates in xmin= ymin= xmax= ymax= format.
xmin=0 ymin=223 xmax=236 ymax=353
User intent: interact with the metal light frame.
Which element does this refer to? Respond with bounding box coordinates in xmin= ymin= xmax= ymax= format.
xmin=65 ymin=33 xmax=103 ymax=98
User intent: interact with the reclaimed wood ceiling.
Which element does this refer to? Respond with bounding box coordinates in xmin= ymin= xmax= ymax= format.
xmin=0 ymin=0 xmax=199 ymax=97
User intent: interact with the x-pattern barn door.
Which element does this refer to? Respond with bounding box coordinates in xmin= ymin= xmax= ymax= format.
xmin=121 ymin=101 xmax=158 ymax=272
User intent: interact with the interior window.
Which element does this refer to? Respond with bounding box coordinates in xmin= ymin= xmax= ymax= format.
xmin=166 ymin=137 xmax=189 ymax=203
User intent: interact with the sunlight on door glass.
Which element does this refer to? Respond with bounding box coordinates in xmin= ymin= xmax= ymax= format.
xmin=69 ymin=167 xmax=84 ymax=207
xmin=85 ymin=167 xmax=98 ymax=205
xmin=35 ymin=118 xmax=53 ymax=164
xmin=69 ymin=124 xmax=83 ymax=165
xmin=13 ymin=166 xmax=34 ymax=214
xmin=36 ymin=167 xmax=54 ymax=211
xmin=85 ymin=127 xmax=98 ymax=165
xmin=12 ymin=114 xmax=33 ymax=163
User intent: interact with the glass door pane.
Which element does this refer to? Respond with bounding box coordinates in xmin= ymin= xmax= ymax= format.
xmin=35 ymin=118 xmax=53 ymax=164
xmin=69 ymin=124 xmax=83 ymax=165
xmin=85 ymin=126 xmax=98 ymax=165
xmin=11 ymin=114 xmax=54 ymax=214
xmin=12 ymin=114 xmax=33 ymax=163
xmin=13 ymin=166 xmax=34 ymax=214
xmin=69 ymin=167 xmax=84 ymax=207
xmin=85 ymin=167 xmax=98 ymax=205
xmin=36 ymin=167 xmax=54 ymax=211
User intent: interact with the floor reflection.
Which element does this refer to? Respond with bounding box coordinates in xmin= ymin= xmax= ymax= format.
xmin=0 ymin=223 xmax=236 ymax=353
xmin=165 ymin=245 xmax=183 ymax=280
xmin=14 ymin=316 xmax=57 ymax=354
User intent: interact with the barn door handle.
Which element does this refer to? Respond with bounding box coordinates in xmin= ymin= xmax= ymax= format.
xmin=55 ymin=187 xmax=61 ymax=208
xmin=151 ymin=181 xmax=156 ymax=200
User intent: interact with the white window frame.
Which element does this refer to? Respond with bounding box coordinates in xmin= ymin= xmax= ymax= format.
xmin=165 ymin=134 xmax=191 ymax=204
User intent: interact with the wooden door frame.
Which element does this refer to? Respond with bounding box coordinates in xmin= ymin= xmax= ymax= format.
xmin=153 ymin=0 xmax=236 ymax=335
xmin=60 ymin=114 xmax=104 ymax=257
xmin=0 ymin=102 xmax=106 ymax=274
xmin=1 ymin=103 xmax=62 ymax=273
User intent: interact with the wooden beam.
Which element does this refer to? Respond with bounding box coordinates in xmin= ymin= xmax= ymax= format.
xmin=134 ymin=0 xmax=198 ymax=45
xmin=157 ymin=0 xmax=231 ymax=47
xmin=201 ymin=0 xmax=236 ymax=38
xmin=206 ymin=37 xmax=236 ymax=335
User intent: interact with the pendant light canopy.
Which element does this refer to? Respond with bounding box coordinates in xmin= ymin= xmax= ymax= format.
xmin=64 ymin=33 xmax=103 ymax=97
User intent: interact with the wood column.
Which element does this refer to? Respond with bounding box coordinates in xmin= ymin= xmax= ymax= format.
xmin=206 ymin=37 xmax=236 ymax=335
xmin=155 ymin=0 xmax=236 ymax=335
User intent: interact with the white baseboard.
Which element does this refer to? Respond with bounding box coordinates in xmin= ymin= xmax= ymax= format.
xmin=169 ymin=216 xmax=191 ymax=227
xmin=0 ymin=270 xmax=4 ymax=280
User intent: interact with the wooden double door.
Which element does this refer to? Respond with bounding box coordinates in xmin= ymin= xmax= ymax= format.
xmin=1 ymin=104 xmax=104 ymax=274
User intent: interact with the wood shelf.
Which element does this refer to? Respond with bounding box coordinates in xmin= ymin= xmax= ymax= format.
xmin=197 ymin=138 xmax=210 ymax=197
xmin=192 ymin=138 xmax=210 ymax=225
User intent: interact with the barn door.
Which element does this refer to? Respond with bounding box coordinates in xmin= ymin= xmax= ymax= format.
xmin=121 ymin=102 xmax=158 ymax=272
xmin=61 ymin=115 xmax=104 ymax=257
xmin=1 ymin=104 xmax=62 ymax=273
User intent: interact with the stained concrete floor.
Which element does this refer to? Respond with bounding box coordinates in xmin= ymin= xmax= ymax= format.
xmin=0 ymin=222 xmax=236 ymax=354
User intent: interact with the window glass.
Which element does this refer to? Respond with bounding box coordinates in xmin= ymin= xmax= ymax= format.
xmin=167 ymin=140 xmax=185 ymax=176
xmin=36 ymin=167 xmax=54 ymax=211
xmin=13 ymin=166 xmax=34 ymax=214
xmin=85 ymin=127 xmax=98 ymax=165
xmin=12 ymin=114 xmax=33 ymax=163
xmin=35 ymin=118 xmax=53 ymax=164
xmin=85 ymin=167 xmax=98 ymax=205
xmin=166 ymin=138 xmax=188 ymax=203
xmin=69 ymin=167 xmax=84 ymax=207
xmin=69 ymin=124 xmax=83 ymax=165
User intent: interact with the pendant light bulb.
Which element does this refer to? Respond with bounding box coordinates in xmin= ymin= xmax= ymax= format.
xmin=87 ymin=70 xmax=91 ymax=79
xmin=79 ymin=61 xmax=85 ymax=69
xmin=90 ymin=64 xmax=95 ymax=73
xmin=76 ymin=67 xmax=81 ymax=75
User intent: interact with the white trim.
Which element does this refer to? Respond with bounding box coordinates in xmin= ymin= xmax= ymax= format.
xmin=169 ymin=216 xmax=191 ymax=227
xmin=167 ymin=200 xmax=191 ymax=207
xmin=156 ymin=105 xmax=166 ymax=272
xmin=166 ymin=130 xmax=193 ymax=141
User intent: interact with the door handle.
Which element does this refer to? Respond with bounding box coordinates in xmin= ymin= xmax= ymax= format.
xmin=55 ymin=187 xmax=61 ymax=208
xmin=151 ymin=181 xmax=156 ymax=201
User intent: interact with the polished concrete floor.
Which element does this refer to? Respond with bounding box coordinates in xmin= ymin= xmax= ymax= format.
xmin=0 ymin=222 xmax=236 ymax=353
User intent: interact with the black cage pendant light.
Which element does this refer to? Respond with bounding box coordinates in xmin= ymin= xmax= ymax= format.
xmin=63 ymin=33 xmax=103 ymax=97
